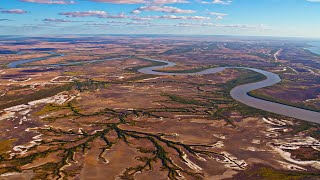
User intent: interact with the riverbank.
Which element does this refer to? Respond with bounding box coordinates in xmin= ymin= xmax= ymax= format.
xmin=247 ymin=91 xmax=320 ymax=113
xmin=6 ymin=53 xmax=320 ymax=123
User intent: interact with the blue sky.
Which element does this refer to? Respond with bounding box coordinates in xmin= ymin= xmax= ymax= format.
xmin=0 ymin=0 xmax=319 ymax=38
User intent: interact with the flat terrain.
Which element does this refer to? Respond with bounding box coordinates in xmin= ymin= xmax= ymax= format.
xmin=0 ymin=36 xmax=319 ymax=180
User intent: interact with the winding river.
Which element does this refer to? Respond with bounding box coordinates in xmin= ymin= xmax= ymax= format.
xmin=7 ymin=52 xmax=64 ymax=68
xmin=7 ymin=54 xmax=320 ymax=124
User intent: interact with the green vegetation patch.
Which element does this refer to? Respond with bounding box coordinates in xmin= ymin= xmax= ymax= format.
xmin=63 ymin=71 xmax=83 ymax=76
xmin=0 ymin=139 xmax=16 ymax=154
xmin=221 ymin=69 xmax=267 ymax=91
xmin=290 ymin=121 xmax=320 ymax=139
xmin=250 ymin=52 xmax=271 ymax=60
xmin=125 ymin=58 xmax=167 ymax=72
xmin=245 ymin=167 xmax=320 ymax=180
xmin=36 ymin=103 xmax=67 ymax=116
xmin=0 ymin=83 xmax=73 ymax=110
xmin=161 ymin=93 xmax=207 ymax=106
xmin=248 ymin=91 xmax=320 ymax=112
xmin=0 ymin=167 xmax=21 ymax=175
xmin=74 ymin=79 xmax=109 ymax=92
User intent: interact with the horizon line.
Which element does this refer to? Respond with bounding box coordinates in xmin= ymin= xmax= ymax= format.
xmin=1 ymin=34 xmax=320 ymax=41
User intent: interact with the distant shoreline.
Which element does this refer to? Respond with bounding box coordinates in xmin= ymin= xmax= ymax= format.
xmin=0 ymin=34 xmax=319 ymax=41
xmin=305 ymin=42 xmax=320 ymax=55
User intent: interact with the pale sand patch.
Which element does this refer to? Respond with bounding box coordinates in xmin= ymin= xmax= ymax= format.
xmin=215 ymin=152 xmax=247 ymax=170
xmin=277 ymin=160 xmax=307 ymax=171
xmin=251 ymin=139 xmax=261 ymax=144
xmin=0 ymin=111 xmax=15 ymax=121
xmin=0 ymin=92 xmax=77 ymax=122
xmin=182 ymin=153 xmax=202 ymax=171
xmin=269 ymin=143 xmax=320 ymax=170
xmin=8 ymin=78 xmax=32 ymax=83
xmin=262 ymin=117 xmax=286 ymax=126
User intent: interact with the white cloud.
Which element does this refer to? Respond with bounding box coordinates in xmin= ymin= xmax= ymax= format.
xmin=90 ymin=0 xmax=146 ymax=4
xmin=132 ymin=5 xmax=195 ymax=14
xmin=59 ymin=10 xmax=108 ymax=18
xmin=59 ymin=11 xmax=128 ymax=19
xmin=43 ymin=18 xmax=76 ymax=22
xmin=1 ymin=9 xmax=27 ymax=14
xmin=90 ymin=0 xmax=188 ymax=4
xmin=157 ymin=15 xmax=210 ymax=20
xmin=178 ymin=22 xmax=265 ymax=29
xmin=85 ymin=21 xmax=265 ymax=31
xmin=209 ymin=12 xmax=228 ymax=20
xmin=107 ymin=12 xmax=127 ymax=18
xmin=151 ymin=0 xmax=189 ymax=4
xmin=201 ymin=0 xmax=232 ymax=5
xmin=131 ymin=16 xmax=154 ymax=21
xmin=59 ymin=10 xmax=210 ymax=21
xmin=21 ymin=0 xmax=76 ymax=4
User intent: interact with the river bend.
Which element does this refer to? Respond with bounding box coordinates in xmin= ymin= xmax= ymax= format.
xmin=7 ymin=54 xmax=320 ymax=124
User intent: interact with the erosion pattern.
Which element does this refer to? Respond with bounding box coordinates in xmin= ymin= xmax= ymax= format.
xmin=9 ymin=54 xmax=320 ymax=123
xmin=1 ymin=54 xmax=319 ymax=179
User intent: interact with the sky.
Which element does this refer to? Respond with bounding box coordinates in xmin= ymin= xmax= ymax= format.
xmin=0 ymin=0 xmax=320 ymax=38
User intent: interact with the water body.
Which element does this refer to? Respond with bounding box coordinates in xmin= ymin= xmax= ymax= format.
xmin=306 ymin=42 xmax=320 ymax=55
xmin=45 ymin=57 xmax=126 ymax=67
xmin=7 ymin=52 xmax=63 ymax=68
xmin=7 ymin=54 xmax=320 ymax=124
xmin=7 ymin=52 xmax=125 ymax=68
xmin=138 ymin=58 xmax=320 ymax=124
xmin=229 ymin=68 xmax=319 ymax=124
xmin=0 ymin=50 xmax=16 ymax=54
